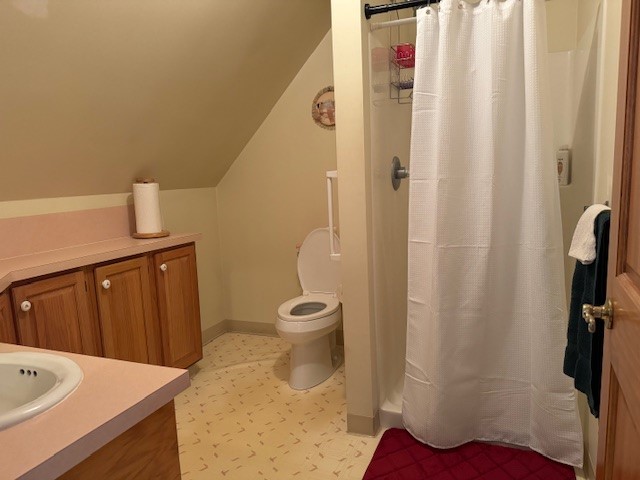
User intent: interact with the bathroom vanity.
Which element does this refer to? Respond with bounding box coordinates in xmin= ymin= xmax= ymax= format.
xmin=0 ymin=207 xmax=197 ymax=478
xmin=0 ymin=342 xmax=189 ymax=480
xmin=0 ymin=210 xmax=203 ymax=369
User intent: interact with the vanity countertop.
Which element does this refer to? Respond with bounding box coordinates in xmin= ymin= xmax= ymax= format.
xmin=0 ymin=342 xmax=190 ymax=480
xmin=0 ymin=232 xmax=202 ymax=292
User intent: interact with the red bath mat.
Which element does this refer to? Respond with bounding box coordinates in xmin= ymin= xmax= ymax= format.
xmin=363 ymin=428 xmax=576 ymax=480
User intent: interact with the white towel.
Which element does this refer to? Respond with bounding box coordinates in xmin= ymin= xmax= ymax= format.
xmin=569 ymin=204 xmax=611 ymax=264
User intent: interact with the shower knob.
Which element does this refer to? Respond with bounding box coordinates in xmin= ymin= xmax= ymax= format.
xmin=391 ymin=156 xmax=410 ymax=191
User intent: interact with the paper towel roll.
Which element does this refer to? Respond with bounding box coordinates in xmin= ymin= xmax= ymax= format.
xmin=133 ymin=181 xmax=163 ymax=234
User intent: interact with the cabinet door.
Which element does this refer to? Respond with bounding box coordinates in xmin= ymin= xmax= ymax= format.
xmin=154 ymin=245 xmax=202 ymax=368
xmin=11 ymin=272 xmax=100 ymax=355
xmin=95 ymin=257 xmax=161 ymax=364
xmin=0 ymin=291 xmax=17 ymax=344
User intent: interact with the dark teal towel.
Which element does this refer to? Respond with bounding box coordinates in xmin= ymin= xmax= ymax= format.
xmin=563 ymin=210 xmax=610 ymax=418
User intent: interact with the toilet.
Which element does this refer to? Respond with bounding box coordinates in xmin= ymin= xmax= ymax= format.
xmin=276 ymin=228 xmax=342 ymax=390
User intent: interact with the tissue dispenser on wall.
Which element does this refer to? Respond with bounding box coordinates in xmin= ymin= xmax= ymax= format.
xmin=132 ymin=178 xmax=170 ymax=239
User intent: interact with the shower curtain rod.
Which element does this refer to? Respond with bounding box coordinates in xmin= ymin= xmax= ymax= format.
xmin=364 ymin=0 xmax=550 ymax=19
xmin=364 ymin=0 xmax=430 ymax=19
xmin=370 ymin=16 xmax=416 ymax=31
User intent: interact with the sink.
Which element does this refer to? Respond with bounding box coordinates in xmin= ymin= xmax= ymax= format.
xmin=0 ymin=352 xmax=83 ymax=431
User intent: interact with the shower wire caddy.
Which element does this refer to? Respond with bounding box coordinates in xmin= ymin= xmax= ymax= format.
xmin=390 ymin=44 xmax=414 ymax=104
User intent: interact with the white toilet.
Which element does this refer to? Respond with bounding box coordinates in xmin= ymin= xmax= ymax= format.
xmin=276 ymin=228 xmax=342 ymax=390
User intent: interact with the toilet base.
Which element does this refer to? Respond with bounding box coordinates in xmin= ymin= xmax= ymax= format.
xmin=288 ymin=334 xmax=342 ymax=390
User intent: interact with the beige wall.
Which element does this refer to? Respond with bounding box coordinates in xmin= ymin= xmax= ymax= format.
xmin=330 ymin=0 xmax=379 ymax=434
xmin=0 ymin=0 xmax=330 ymax=201
xmin=216 ymin=32 xmax=337 ymax=326
xmin=546 ymin=0 xmax=603 ymax=53
xmin=547 ymin=0 xmax=579 ymax=52
xmin=579 ymin=0 xmax=604 ymax=42
xmin=594 ymin=0 xmax=622 ymax=204
xmin=0 ymin=188 xmax=225 ymax=332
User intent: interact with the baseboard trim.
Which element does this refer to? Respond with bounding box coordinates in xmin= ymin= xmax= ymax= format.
xmin=225 ymin=319 xmax=278 ymax=336
xmin=347 ymin=411 xmax=380 ymax=437
xmin=202 ymin=320 xmax=344 ymax=345
xmin=201 ymin=322 xmax=227 ymax=344
xmin=201 ymin=319 xmax=277 ymax=345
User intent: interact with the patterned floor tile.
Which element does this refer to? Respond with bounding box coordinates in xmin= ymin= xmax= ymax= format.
xmin=176 ymin=333 xmax=382 ymax=479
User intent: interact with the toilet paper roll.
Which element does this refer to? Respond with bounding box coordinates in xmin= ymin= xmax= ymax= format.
xmin=133 ymin=182 xmax=163 ymax=234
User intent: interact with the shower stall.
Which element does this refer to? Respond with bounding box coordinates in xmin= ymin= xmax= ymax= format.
xmin=369 ymin=15 xmax=413 ymax=428
xmin=367 ymin=1 xmax=603 ymax=437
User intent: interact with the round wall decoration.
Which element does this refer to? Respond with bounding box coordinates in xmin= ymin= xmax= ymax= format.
xmin=311 ymin=86 xmax=335 ymax=130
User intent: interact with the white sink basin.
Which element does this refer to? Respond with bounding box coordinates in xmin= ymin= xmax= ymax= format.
xmin=0 ymin=352 xmax=83 ymax=431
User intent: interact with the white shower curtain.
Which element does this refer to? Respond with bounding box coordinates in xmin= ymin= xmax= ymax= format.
xmin=403 ymin=0 xmax=583 ymax=467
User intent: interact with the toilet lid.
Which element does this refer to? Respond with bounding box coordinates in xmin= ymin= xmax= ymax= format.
xmin=298 ymin=228 xmax=341 ymax=295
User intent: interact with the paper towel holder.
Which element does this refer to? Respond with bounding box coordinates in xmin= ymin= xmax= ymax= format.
xmin=136 ymin=177 xmax=156 ymax=184
xmin=132 ymin=177 xmax=170 ymax=239
xmin=132 ymin=230 xmax=170 ymax=239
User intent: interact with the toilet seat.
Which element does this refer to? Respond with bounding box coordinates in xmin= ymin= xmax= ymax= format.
xmin=278 ymin=293 xmax=340 ymax=322
xmin=297 ymin=228 xmax=341 ymax=296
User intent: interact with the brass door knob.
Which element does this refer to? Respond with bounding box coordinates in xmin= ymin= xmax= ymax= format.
xmin=582 ymin=299 xmax=614 ymax=333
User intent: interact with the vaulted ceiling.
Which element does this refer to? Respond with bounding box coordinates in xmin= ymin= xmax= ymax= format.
xmin=0 ymin=0 xmax=331 ymax=201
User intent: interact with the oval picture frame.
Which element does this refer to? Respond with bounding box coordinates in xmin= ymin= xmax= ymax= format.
xmin=311 ymin=86 xmax=336 ymax=130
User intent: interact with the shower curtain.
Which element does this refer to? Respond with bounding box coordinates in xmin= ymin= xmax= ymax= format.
xmin=403 ymin=0 xmax=583 ymax=467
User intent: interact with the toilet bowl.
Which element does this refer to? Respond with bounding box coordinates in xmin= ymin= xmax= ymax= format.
xmin=276 ymin=228 xmax=342 ymax=390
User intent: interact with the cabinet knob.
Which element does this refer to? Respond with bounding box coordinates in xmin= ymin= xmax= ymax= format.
xmin=160 ymin=263 xmax=168 ymax=272
xmin=102 ymin=279 xmax=111 ymax=290
xmin=20 ymin=300 xmax=32 ymax=312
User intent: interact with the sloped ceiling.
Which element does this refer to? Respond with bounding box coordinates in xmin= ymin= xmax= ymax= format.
xmin=0 ymin=0 xmax=331 ymax=201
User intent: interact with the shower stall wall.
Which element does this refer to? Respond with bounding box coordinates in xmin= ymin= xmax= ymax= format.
xmin=369 ymin=16 xmax=414 ymax=429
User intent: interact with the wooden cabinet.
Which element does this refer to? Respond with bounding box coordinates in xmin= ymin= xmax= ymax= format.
xmin=0 ymin=292 xmax=17 ymax=343
xmin=153 ymin=245 xmax=202 ymax=368
xmin=1 ymin=243 xmax=202 ymax=368
xmin=58 ymin=401 xmax=181 ymax=480
xmin=94 ymin=257 xmax=162 ymax=365
xmin=10 ymin=271 xmax=101 ymax=356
